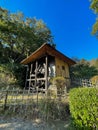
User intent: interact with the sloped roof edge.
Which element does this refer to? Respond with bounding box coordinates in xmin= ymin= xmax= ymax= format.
xmin=21 ymin=43 xmax=76 ymax=66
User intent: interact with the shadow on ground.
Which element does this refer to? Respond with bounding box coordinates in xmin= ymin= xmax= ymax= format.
xmin=0 ymin=117 xmax=70 ymax=130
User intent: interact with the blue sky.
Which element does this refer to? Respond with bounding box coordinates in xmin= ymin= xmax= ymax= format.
xmin=0 ymin=0 xmax=98 ymax=60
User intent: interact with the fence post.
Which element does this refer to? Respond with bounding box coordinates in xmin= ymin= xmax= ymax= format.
xmin=4 ymin=90 xmax=8 ymax=110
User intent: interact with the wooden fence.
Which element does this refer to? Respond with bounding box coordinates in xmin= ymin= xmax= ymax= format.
xmin=0 ymin=89 xmax=68 ymax=120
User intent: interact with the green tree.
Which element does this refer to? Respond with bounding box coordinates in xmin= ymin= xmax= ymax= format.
xmin=94 ymin=58 xmax=98 ymax=69
xmin=90 ymin=0 xmax=98 ymax=13
xmin=0 ymin=7 xmax=54 ymax=88
xmin=0 ymin=7 xmax=54 ymax=63
xmin=90 ymin=0 xmax=98 ymax=37
xmin=90 ymin=58 xmax=98 ymax=69
xmin=70 ymin=59 xmax=98 ymax=78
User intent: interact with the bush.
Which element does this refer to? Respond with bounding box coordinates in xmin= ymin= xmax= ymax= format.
xmin=91 ymin=75 xmax=98 ymax=87
xmin=50 ymin=76 xmax=66 ymax=94
xmin=69 ymin=87 xmax=98 ymax=130
xmin=0 ymin=63 xmax=26 ymax=89
xmin=0 ymin=64 xmax=16 ymax=89
xmin=10 ymin=63 xmax=26 ymax=88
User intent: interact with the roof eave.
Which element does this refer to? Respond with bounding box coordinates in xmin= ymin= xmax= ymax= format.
xmin=20 ymin=43 xmax=76 ymax=65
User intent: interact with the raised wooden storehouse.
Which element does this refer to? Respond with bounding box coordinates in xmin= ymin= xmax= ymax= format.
xmin=21 ymin=43 xmax=75 ymax=92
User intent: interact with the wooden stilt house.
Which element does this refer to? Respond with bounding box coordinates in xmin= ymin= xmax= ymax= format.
xmin=21 ymin=43 xmax=75 ymax=92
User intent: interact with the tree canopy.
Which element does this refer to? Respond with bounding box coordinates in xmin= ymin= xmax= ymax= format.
xmin=90 ymin=0 xmax=98 ymax=37
xmin=0 ymin=7 xmax=54 ymax=63
xmin=70 ymin=58 xmax=98 ymax=78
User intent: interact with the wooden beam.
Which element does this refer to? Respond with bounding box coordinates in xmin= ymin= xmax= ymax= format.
xmin=30 ymin=63 xmax=33 ymax=74
xmin=29 ymin=63 xmax=33 ymax=91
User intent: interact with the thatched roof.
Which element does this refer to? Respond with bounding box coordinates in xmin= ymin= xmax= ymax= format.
xmin=21 ymin=43 xmax=76 ymax=66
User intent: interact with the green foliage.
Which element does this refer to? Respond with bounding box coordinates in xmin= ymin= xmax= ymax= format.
xmin=90 ymin=0 xmax=98 ymax=13
xmin=0 ymin=63 xmax=26 ymax=89
xmin=0 ymin=7 xmax=54 ymax=63
xmin=91 ymin=20 xmax=98 ymax=38
xmin=0 ymin=64 xmax=16 ymax=89
xmin=70 ymin=59 xmax=98 ymax=78
xmin=7 ymin=63 xmax=26 ymax=88
xmin=90 ymin=0 xmax=98 ymax=37
xmin=91 ymin=75 xmax=98 ymax=81
xmin=90 ymin=58 xmax=98 ymax=69
xmin=91 ymin=75 xmax=98 ymax=87
xmin=94 ymin=58 xmax=98 ymax=69
xmin=69 ymin=87 xmax=98 ymax=129
xmin=51 ymin=76 xmax=66 ymax=95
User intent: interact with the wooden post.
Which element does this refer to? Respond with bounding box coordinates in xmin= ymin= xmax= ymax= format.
xmin=35 ymin=61 xmax=39 ymax=115
xmin=45 ymin=55 xmax=48 ymax=95
xmin=25 ymin=65 xmax=29 ymax=89
xmin=4 ymin=90 xmax=8 ymax=110
xmin=29 ymin=63 xmax=33 ymax=91
xmin=35 ymin=61 xmax=38 ymax=88
xmin=30 ymin=63 xmax=33 ymax=74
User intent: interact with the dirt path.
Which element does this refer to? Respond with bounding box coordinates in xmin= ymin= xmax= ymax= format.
xmin=0 ymin=117 xmax=45 ymax=130
xmin=0 ymin=117 xmax=70 ymax=130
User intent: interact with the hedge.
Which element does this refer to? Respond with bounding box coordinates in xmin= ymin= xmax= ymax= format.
xmin=69 ymin=87 xmax=98 ymax=130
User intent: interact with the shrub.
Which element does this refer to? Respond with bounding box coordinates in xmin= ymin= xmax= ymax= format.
xmin=0 ymin=64 xmax=16 ymax=89
xmin=50 ymin=76 xmax=66 ymax=94
xmin=91 ymin=75 xmax=98 ymax=87
xmin=0 ymin=63 xmax=26 ymax=88
xmin=0 ymin=63 xmax=26 ymax=89
xmin=69 ymin=87 xmax=98 ymax=130
xmin=10 ymin=63 xmax=26 ymax=88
